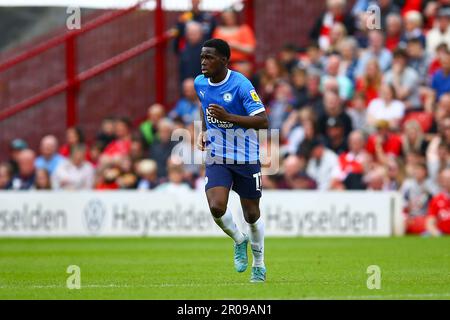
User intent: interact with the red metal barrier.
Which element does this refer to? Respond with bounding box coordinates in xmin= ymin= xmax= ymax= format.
xmin=0 ymin=0 xmax=152 ymax=73
xmin=0 ymin=0 xmax=252 ymax=126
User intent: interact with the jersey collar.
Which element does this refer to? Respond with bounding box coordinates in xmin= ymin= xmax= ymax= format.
xmin=208 ymin=69 xmax=231 ymax=87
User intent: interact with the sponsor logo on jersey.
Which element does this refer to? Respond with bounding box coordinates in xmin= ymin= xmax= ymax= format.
xmin=206 ymin=108 xmax=233 ymax=129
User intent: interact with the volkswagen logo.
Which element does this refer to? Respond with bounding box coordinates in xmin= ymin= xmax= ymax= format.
xmin=83 ymin=199 xmax=106 ymax=234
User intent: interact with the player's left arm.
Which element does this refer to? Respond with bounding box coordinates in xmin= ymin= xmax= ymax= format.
xmin=208 ymin=105 xmax=268 ymax=130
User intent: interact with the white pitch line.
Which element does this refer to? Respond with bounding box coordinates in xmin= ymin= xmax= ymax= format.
xmin=1 ymin=284 xmax=450 ymax=299
xmin=302 ymin=293 xmax=450 ymax=300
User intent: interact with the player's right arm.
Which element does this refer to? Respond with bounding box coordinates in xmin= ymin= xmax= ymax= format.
xmin=197 ymin=107 xmax=207 ymax=151
xmin=194 ymin=76 xmax=207 ymax=151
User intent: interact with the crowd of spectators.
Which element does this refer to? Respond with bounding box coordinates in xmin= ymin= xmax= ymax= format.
xmin=1 ymin=0 xmax=450 ymax=235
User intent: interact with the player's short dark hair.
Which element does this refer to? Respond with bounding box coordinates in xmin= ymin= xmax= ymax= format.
xmin=203 ymin=39 xmax=231 ymax=60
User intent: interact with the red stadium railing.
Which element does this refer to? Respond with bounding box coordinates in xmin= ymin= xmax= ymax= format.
xmin=0 ymin=0 xmax=255 ymax=129
xmin=0 ymin=0 xmax=170 ymax=127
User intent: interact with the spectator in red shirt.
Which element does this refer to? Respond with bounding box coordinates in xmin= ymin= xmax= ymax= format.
xmin=385 ymin=13 xmax=402 ymax=52
xmin=428 ymin=43 xmax=448 ymax=76
xmin=100 ymin=117 xmax=132 ymax=166
xmin=95 ymin=165 xmax=121 ymax=190
xmin=59 ymin=127 xmax=90 ymax=161
xmin=366 ymin=120 xmax=403 ymax=163
xmin=333 ymin=130 xmax=370 ymax=189
xmin=355 ymin=58 xmax=382 ymax=104
xmin=426 ymin=168 xmax=450 ymax=235
xmin=309 ymin=0 xmax=356 ymax=52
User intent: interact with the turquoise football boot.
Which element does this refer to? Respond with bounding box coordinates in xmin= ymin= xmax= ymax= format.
xmin=234 ymin=235 xmax=249 ymax=273
xmin=250 ymin=266 xmax=266 ymax=283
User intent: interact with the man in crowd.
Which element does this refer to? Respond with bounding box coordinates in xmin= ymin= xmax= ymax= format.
xmin=169 ymin=78 xmax=201 ymax=125
xmin=52 ymin=144 xmax=95 ymax=190
xmin=34 ymin=135 xmax=65 ymax=176
xmin=11 ymin=149 xmax=37 ymax=190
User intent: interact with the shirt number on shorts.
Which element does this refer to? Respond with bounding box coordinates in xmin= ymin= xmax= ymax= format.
xmin=253 ymin=172 xmax=262 ymax=192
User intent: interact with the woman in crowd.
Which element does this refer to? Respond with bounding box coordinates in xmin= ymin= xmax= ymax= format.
xmin=212 ymin=9 xmax=256 ymax=70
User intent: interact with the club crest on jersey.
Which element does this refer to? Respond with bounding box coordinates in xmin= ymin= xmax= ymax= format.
xmin=223 ymin=92 xmax=233 ymax=102
xmin=250 ymin=90 xmax=261 ymax=103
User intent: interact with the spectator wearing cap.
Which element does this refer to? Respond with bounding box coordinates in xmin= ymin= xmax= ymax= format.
xmin=426 ymin=6 xmax=450 ymax=57
xmin=324 ymin=117 xmax=349 ymax=155
xmin=35 ymin=135 xmax=65 ymax=176
xmin=306 ymin=137 xmax=340 ymax=190
xmin=169 ymin=78 xmax=200 ymax=125
xmin=355 ymin=30 xmax=393 ymax=78
xmin=52 ymin=144 xmax=95 ymax=190
xmin=431 ymin=48 xmax=450 ymax=99
xmin=11 ymin=149 xmax=36 ymax=190
xmin=367 ymin=83 xmax=405 ymax=130
xmin=8 ymin=138 xmax=28 ymax=176
xmin=383 ymin=48 xmax=421 ymax=110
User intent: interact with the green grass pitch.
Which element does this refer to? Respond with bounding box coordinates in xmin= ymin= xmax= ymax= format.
xmin=0 ymin=237 xmax=449 ymax=299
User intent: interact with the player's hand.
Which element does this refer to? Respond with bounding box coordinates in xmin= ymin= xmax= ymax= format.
xmin=208 ymin=104 xmax=231 ymax=122
xmin=197 ymin=131 xmax=206 ymax=151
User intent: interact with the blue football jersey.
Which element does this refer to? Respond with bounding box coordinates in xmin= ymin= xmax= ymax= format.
xmin=194 ymin=70 xmax=266 ymax=163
